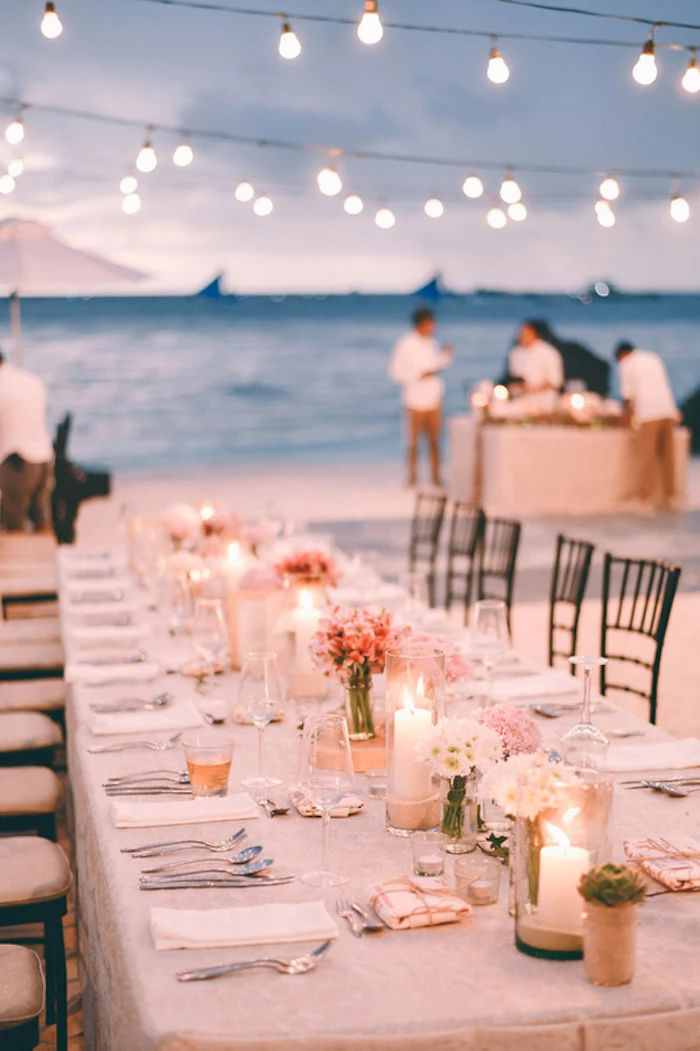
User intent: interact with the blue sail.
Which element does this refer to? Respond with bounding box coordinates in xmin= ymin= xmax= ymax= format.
xmin=412 ymin=273 xmax=449 ymax=300
xmin=196 ymin=273 xmax=225 ymax=298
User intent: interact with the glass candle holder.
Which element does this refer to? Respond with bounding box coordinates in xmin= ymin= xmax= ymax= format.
xmin=455 ymin=852 xmax=502 ymax=906
xmin=513 ymin=767 xmax=613 ymax=960
xmin=385 ymin=647 xmax=446 ymax=836
xmin=412 ymin=832 xmax=448 ymax=876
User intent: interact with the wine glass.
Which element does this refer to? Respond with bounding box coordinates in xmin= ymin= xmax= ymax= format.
xmin=560 ymin=656 xmax=609 ymax=768
xmin=399 ymin=571 xmax=430 ymax=623
xmin=470 ymin=599 xmax=510 ymax=705
xmin=192 ymin=598 xmax=228 ymax=689
xmin=297 ymin=712 xmax=355 ymax=887
xmin=239 ymin=652 xmax=283 ymax=793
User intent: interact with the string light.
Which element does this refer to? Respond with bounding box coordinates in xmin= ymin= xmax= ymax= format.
xmin=40 ymin=2 xmax=62 ymax=38
xmin=508 ymin=202 xmax=527 ymax=221
xmin=375 ymin=206 xmax=395 ymax=229
xmin=424 ymin=197 xmax=444 ymax=218
xmin=317 ymin=164 xmax=343 ymax=197
xmin=487 ymin=206 xmax=507 ymax=229
xmin=599 ymin=176 xmax=620 ymax=201
xmin=462 ymin=174 xmax=484 ymax=199
xmin=7 ymin=159 xmax=23 ymax=178
xmin=234 ymin=180 xmax=254 ymax=202
xmin=633 ymin=38 xmax=658 ymax=85
xmin=595 ymin=200 xmax=616 ymax=227
xmin=670 ymin=186 xmax=690 ymax=222
xmin=253 ymin=194 xmax=273 ymax=215
xmin=173 ymin=140 xmax=194 ymax=166
xmin=487 ymin=38 xmax=510 ymax=84
xmin=682 ymin=51 xmax=700 ymax=93
xmin=357 ymin=0 xmax=383 ymax=45
xmin=5 ymin=118 xmax=24 ymax=146
xmin=500 ymin=171 xmax=522 ymax=204
xmin=122 ymin=192 xmax=141 ymax=214
xmin=0 ymin=174 xmax=15 ymax=194
xmin=119 ymin=174 xmax=138 ymax=194
xmin=343 ymin=193 xmax=364 ymax=214
xmin=279 ymin=20 xmax=301 ymax=59
xmin=136 ymin=133 xmax=157 ymax=173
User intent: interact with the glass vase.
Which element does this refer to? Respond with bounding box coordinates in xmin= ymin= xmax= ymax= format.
xmin=440 ymin=774 xmax=477 ymax=854
xmin=385 ymin=646 xmax=446 ymax=836
xmin=344 ymin=679 xmax=375 ymax=741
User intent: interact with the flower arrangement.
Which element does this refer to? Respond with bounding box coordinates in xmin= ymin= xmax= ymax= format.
xmin=275 ymin=549 xmax=340 ymax=587
xmin=474 ymin=704 xmax=541 ymax=758
xmin=238 ymin=567 xmax=283 ymax=592
xmin=403 ymin=630 xmax=470 ymax=684
xmin=243 ymin=522 xmax=278 ymax=556
xmin=479 ymin=751 xmax=579 ymax=822
xmin=202 ymin=508 xmax=242 ymax=539
xmin=164 ymin=503 xmax=201 ymax=544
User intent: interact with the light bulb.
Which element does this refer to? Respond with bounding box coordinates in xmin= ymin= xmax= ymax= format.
xmin=357 ymin=0 xmax=383 ymax=45
xmin=173 ymin=141 xmax=193 ymax=167
xmin=595 ymin=201 xmax=616 ymax=227
xmin=235 ymin=180 xmax=255 ymax=202
xmin=670 ymin=195 xmax=690 ymax=223
xmin=317 ymin=165 xmax=343 ymax=197
xmin=253 ymin=195 xmax=273 ymax=216
xmin=0 ymin=174 xmax=15 ymax=195
xmin=120 ymin=175 xmax=138 ymax=194
xmin=632 ymin=40 xmax=657 ymax=86
xmin=507 ymin=202 xmax=527 ymax=222
xmin=5 ymin=119 xmax=24 ymax=146
xmin=599 ymin=177 xmax=620 ymax=201
xmin=7 ymin=159 xmax=23 ymax=178
xmin=487 ymin=207 xmax=507 ymax=229
xmin=424 ymin=197 xmax=444 ymax=218
xmin=41 ymin=2 xmax=62 ymax=38
xmin=343 ymin=194 xmax=364 ymax=215
xmin=682 ymin=56 xmax=700 ymax=93
xmin=500 ymin=175 xmax=521 ymax=204
xmin=462 ymin=174 xmax=484 ymax=199
xmin=487 ymin=47 xmax=510 ymax=84
xmin=279 ymin=22 xmax=301 ymax=59
xmin=375 ymin=206 xmax=395 ymax=229
xmin=122 ymin=192 xmax=141 ymax=214
xmin=136 ymin=140 xmax=157 ymax=173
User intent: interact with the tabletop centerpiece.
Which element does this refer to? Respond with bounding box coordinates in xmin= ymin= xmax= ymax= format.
xmin=474 ymin=704 xmax=541 ymax=830
xmin=578 ymin=863 xmax=646 ymax=987
xmin=275 ymin=549 xmax=339 ymax=607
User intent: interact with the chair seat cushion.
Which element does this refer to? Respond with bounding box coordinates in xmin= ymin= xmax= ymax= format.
xmin=0 ymin=642 xmax=64 ymax=673
xmin=0 ymin=679 xmax=66 ymax=713
xmin=0 ymin=767 xmax=62 ymax=815
xmin=0 ymin=618 xmax=61 ymax=644
xmin=0 ymin=944 xmax=44 ymax=1030
xmin=0 ymin=575 xmax=58 ymax=598
xmin=0 ymin=712 xmax=62 ymax=753
xmin=0 ymin=837 xmax=71 ymax=907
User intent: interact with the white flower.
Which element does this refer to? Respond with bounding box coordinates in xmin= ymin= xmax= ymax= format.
xmin=416 ymin=715 xmax=503 ymax=779
xmin=480 ymin=751 xmax=579 ymax=818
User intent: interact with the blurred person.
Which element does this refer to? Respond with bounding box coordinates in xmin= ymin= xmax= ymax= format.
xmin=615 ymin=340 xmax=679 ymax=510
xmin=0 ymin=351 xmax=54 ymax=531
xmin=507 ymin=319 xmax=564 ymax=412
xmin=389 ymin=306 xmax=452 ymax=487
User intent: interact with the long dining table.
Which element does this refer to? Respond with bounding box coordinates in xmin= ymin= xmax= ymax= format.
xmin=59 ymin=547 xmax=700 ymax=1051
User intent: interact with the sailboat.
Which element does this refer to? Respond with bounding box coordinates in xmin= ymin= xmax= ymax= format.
xmin=412 ymin=272 xmax=452 ymax=300
xmin=196 ymin=272 xmax=229 ymax=298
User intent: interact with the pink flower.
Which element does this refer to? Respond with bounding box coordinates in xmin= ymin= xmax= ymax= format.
xmin=238 ymin=567 xmax=283 ymax=591
xmin=275 ymin=550 xmax=339 ymax=587
xmin=474 ymin=704 xmax=541 ymax=758
xmin=310 ymin=605 xmax=406 ymax=685
xmin=401 ymin=629 xmax=471 ymax=684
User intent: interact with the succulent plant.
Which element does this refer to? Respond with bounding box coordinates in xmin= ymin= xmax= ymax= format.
xmin=578 ymin=863 xmax=647 ymax=907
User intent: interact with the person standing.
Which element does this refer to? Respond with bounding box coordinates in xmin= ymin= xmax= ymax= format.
xmin=0 ymin=351 xmax=54 ymax=531
xmin=507 ymin=319 xmax=564 ymax=413
xmin=615 ymin=340 xmax=679 ymax=509
xmin=389 ymin=307 xmax=452 ymax=487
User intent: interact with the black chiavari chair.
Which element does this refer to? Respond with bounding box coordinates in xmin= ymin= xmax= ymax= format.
xmin=475 ymin=516 xmax=521 ymax=634
xmin=600 ymin=553 xmax=681 ymax=725
xmin=408 ymin=490 xmax=448 ymax=607
xmin=445 ymin=503 xmax=485 ymax=624
xmin=548 ymin=534 xmax=595 ymax=672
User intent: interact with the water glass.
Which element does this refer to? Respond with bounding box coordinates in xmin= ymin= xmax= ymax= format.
xmin=411 ymin=832 xmax=448 ymax=876
xmin=297 ymin=712 xmax=354 ymax=887
xmin=470 ymin=599 xmax=510 ymax=704
xmin=192 ymin=598 xmax=228 ymax=684
xmin=182 ymin=730 xmax=235 ymax=798
xmin=239 ymin=652 xmax=283 ymax=792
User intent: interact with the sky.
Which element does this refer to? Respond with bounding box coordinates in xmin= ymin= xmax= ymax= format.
xmin=0 ymin=0 xmax=699 ymax=293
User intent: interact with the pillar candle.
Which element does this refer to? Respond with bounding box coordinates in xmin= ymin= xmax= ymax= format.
xmin=292 ymin=588 xmax=321 ymax=672
xmin=393 ymin=688 xmax=432 ymax=801
xmin=537 ymin=831 xmax=589 ymax=933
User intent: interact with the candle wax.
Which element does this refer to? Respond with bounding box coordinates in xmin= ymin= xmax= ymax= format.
xmin=537 ymin=845 xmax=589 ymax=933
xmin=393 ymin=706 xmax=432 ymax=800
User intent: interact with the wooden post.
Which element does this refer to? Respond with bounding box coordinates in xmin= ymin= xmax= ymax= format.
xmin=9 ymin=291 xmax=21 ymax=365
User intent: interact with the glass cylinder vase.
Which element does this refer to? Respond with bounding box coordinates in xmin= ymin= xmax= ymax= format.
xmin=440 ymin=773 xmax=477 ymax=853
xmin=385 ymin=647 xmax=446 ymax=836
xmin=344 ymin=679 xmax=375 ymax=741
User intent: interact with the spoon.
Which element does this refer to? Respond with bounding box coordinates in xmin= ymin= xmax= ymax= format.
xmin=90 ymin=692 xmax=173 ymax=714
xmin=141 ymin=845 xmax=263 ymax=873
xmin=140 ymin=858 xmax=273 ymax=881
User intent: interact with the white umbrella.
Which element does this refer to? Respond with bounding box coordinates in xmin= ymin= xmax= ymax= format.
xmin=0 ymin=218 xmax=146 ymax=362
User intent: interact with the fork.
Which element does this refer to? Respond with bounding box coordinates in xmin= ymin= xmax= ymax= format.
xmin=121 ymin=830 xmax=246 ymax=856
xmin=90 ymin=693 xmax=173 ymax=714
xmin=87 ymin=732 xmax=182 ymax=754
xmin=336 ymin=899 xmax=364 ymax=938
xmin=257 ymin=797 xmax=290 ymax=818
xmin=105 ymin=770 xmax=189 ymax=785
xmin=176 ymin=940 xmax=332 ymax=981
xmin=78 ymin=650 xmax=148 ymax=667
xmin=351 ymin=901 xmax=385 ymax=932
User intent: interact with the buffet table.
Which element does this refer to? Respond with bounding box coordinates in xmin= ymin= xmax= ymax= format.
xmin=449 ymin=415 xmax=691 ymax=515
xmin=59 ymin=548 xmax=700 ymax=1051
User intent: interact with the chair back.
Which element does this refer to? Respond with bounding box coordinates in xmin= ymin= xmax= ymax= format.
xmin=408 ymin=490 xmax=447 ymax=607
xmin=445 ymin=503 xmax=485 ymax=623
xmin=548 ymin=534 xmax=595 ymax=672
xmin=600 ymin=553 xmax=681 ymax=724
xmin=476 ymin=516 xmax=521 ymax=632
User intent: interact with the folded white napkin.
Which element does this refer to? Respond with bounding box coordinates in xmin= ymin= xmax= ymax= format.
xmin=68 ymin=624 xmax=150 ymax=647
xmin=625 ymin=835 xmax=700 ymax=891
xmin=65 ymin=660 xmax=161 ymax=685
xmin=112 ymin=792 xmax=258 ymax=829
xmin=492 ymin=671 xmax=579 ymax=702
xmin=90 ymin=700 xmax=205 ymax=736
xmin=598 ymin=738 xmax=700 ymax=773
xmin=151 ymin=900 xmax=338 ymax=951
xmin=370 ymin=876 xmax=471 ymax=930
xmin=65 ymin=599 xmax=143 ymax=618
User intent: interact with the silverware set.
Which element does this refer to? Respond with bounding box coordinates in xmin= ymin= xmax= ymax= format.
xmin=623 ymin=777 xmax=700 ymax=798
xmin=70 ymin=589 xmax=125 ymax=605
xmin=335 ymin=899 xmax=385 ymax=936
xmin=121 ymin=830 xmax=246 ymax=857
xmin=90 ymin=692 xmax=173 ymax=714
xmin=87 ymin=732 xmax=182 ymax=754
xmin=140 ymin=871 xmax=295 ymax=891
xmin=104 ymin=769 xmax=192 ymax=797
xmin=78 ymin=650 xmax=148 ymax=667
xmin=74 ymin=614 xmax=134 ymax=627
xmin=176 ymin=940 xmax=332 ymax=982
xmin=529 ymin=701 xmax=610 ymax=719
xmin=257 ymin=797 xmax=290 ymax=818
xmin=141 ymin=844 xmax=263 ymax=872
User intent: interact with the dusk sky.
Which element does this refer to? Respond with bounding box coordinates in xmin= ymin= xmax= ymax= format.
xmin=1 ymin=0 xmax=699 ymax=293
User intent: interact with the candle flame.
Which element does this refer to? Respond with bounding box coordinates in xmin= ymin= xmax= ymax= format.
xmin=201 ymin=503 xmax=215 ymax=521
xmin=545 ymin=822 xmax=571 ymax=850
xmin=402 ymin=677 xmax=424 ymax=714
xmin=298 ymin=588 xmax=314 ymax=612
xmin=571 ymin=393 xmax=585 ymax=410
xmin=227 ymin=541 xmax=241 ymax=563
xmin=417 ymin=677 xmax=425 ymax=700
xmin=189 ymin=569 xmax=201 ymax=583
xmin=562 ymin=806 xmax=581 ymax=826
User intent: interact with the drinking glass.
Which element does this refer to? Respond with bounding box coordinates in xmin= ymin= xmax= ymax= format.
xmin=182 ymin=730 xmax=235 ymax=797
xmin=560 ymin=656 xmax=609 ymax=768
xmin=399 ymin=570 xmax=430 ymax=622
xmin=470 ymin=599 xmax=510 ymax=705
xmin=297 ymin=712 xmax=355 ymax=887
xmin=239 ymin=652 xmax=283 ymax=792
xmin=192 ymin=598 xmax=229 ymax=688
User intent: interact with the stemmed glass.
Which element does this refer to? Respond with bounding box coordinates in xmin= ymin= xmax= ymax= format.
xmin=192 ymin=598 xmax=228 ymax=690
xmin=560 ymin=656 xmax=609 ymax=768
xmin=399 ymin=571 xmax=430 ymax=623
xmin=297 ymin=712 xmax=354 ymax=887
xmin=239 ymin=653 xmax=283 ymax=793
xmin=470 ymin=599 xmax=510 ymax=705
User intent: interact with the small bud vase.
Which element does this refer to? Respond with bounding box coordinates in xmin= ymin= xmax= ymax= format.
xmin=344 ymin=680 xmax=375 ymax=741
xmin=440 ymin=774 xmax=477 ymax=854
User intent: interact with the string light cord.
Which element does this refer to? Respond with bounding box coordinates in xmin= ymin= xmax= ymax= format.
xmin=493 ymin=1 xmax=700 ymax=35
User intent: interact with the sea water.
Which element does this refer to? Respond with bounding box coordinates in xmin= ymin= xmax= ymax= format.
xmin=2 ymin=293 xmax=698 ymax=472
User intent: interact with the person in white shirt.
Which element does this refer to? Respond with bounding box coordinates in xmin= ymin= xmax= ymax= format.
xmin=507 ymin=320 xmax=564 ymax=413
xmin=0 ymin=353 xmax=54 ymax=531
xmin=615 ymin=340 xmax=679 ymax=508
xmin=389 ymin=307 xmax=452 ymax=487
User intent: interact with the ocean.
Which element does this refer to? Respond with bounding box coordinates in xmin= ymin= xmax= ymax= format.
xmin=2 ymin=293 xmax=698 ymax=473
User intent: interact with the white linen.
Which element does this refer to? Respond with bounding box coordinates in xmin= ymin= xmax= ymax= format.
xmin=599 ymin=738 xmax=700 ymax=773
xmin=66 ymin=660 xmax=160 ymax=685
xmin=90 ymin=700 xmax=205 ymax=736
xmin=389 ymin=331 xmax=451 ymax=411
xmin=150 ymin=900 xmax=338 ymax=951
xmin=112 ymin=792 xmax=258 ymax=829
xmin=491 ymin=670 xmax=579 ymax=702
xmin=619 ymin=349 xmax=677 ymax=424
xmin=0 ymin=363 xmax=53 ymax=463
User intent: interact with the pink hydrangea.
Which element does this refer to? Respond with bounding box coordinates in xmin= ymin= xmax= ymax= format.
xmin=402 ymin=629 xmax=471 ymax=684
xmin=474 ymin=704 xmax=541 ymax=758
xmin=238 ymin=567 xmax=283 ymax=591
xmin=275 ymin=549 xmax=339 ymax=587
xmin=311 ymin=606 xmax=406 ymax=685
